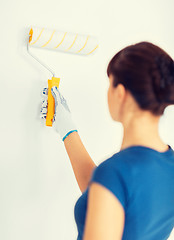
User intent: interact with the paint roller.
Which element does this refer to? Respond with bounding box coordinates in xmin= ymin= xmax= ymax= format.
xmin=27 ymin=26 xmax=99 ymax=126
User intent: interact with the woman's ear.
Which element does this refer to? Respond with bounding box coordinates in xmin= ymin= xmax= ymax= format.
xmin=116 ymin=83 xmax=126 ymax=102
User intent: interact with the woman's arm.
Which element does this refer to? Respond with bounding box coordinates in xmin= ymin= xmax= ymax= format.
xmin=64 ymin=131 xmax=96 ymax=193
xmin=41 ymin=86 xmax=96 ymax=193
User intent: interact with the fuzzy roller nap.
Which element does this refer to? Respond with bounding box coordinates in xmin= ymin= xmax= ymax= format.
xmin=27 ymin=26 xmax=99 ymax=126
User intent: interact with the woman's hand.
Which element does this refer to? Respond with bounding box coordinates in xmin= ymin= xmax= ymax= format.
xmin=40 ymin=86 xmax=77 ymax=141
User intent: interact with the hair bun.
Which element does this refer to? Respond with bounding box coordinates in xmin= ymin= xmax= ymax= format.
xmin=155 ymin=56 xmax=174 ymax=89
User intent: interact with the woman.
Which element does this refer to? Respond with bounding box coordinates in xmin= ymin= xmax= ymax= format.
xmin=40 ymin=41 xmax=174 ymax=240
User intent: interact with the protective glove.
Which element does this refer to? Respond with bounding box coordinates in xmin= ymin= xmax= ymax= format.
xmin=40 ymin=86 xmax=78 ymax=141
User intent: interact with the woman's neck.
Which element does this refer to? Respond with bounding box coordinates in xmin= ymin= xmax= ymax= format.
xmin=120 ymin=113 xmax=168 ymax=152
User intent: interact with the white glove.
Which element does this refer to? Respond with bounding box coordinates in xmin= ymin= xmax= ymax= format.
xmin=40 ymin=86 xmax=78 ymax=141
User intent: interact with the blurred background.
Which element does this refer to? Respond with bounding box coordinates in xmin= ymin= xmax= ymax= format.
xmin=0 ymin=0 xmax=174 ymax=239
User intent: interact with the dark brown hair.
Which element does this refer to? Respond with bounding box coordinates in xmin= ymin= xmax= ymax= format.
xmin=107 ymin=41 xmax=174 ymax=116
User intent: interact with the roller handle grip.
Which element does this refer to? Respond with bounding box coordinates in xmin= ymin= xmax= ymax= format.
xmin=46 ymin=77 xmax=60 ymax=126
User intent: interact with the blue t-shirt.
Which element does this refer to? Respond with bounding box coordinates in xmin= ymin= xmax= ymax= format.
xmin=74 ymin=144 xmax=174 ymax=240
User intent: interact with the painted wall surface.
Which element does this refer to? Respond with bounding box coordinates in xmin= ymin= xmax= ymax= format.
xmin=0 ymin=0 xmax=174 ymax=239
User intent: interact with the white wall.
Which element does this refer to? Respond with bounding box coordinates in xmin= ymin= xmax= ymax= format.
xmin=0 ymin=0 xmax=174 ymax=239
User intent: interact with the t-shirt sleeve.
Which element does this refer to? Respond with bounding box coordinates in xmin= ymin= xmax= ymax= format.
xmin=89 ymin=161 xmax=127 ymax=211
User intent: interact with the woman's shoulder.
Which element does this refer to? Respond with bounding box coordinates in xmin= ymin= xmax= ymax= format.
xmin=98 ymin=147 xmax=149 ymax=177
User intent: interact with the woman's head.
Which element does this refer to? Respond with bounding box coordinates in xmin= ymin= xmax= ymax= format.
xmin=107 ymin=41 xmax=174 ymax=123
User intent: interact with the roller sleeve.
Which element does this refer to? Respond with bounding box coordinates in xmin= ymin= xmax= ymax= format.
xmin=29 ymin=26 xmax=99 ymax=56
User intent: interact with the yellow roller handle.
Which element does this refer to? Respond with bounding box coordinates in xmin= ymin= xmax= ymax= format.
xmin=46 ymin=77 xmax=60 ymax=126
